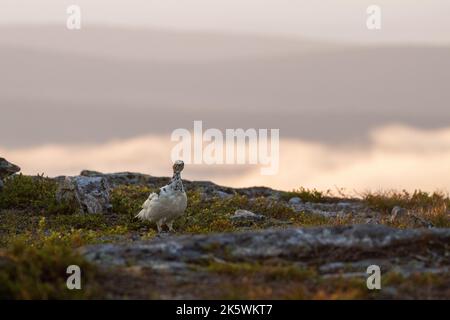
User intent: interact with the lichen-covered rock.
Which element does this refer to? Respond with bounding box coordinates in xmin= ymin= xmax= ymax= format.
xmin=56 ymin=176 xmax=111 ymax=214
xmin=0 ymin=158 xmax=20 ymax=191
xmin=80 ymin=170 xmax=155 ymax=188
xmin=200 ymin=190 xmax=235 ymax=201
xmin=288 ymin=197 xmax=302 ymax=205
xmin=80 ymin=224 xmax=450 ymax=272
xmin=0 ymin=158 xmax=20 ymax=179
xmin=55 ymin=177 xmax=83 ymax=213
xmin=230 ymin=209 xmax=265 ymax=221
xmin=213 ymin=190 xmax=234 ymax=199
xmin=390 ymin=206 xmax=434 ymax=228
xmin=77 ymin=170 xmax=282 ymax=200
xmin=391 ymin=206 xmax=408 ymax=222
xmin=289 ymin=200 xmax=370 ymax=218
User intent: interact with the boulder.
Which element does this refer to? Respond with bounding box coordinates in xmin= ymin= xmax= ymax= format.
xmin=390 ymin=206 xmax=434 ymax=228
xmin=390 ymin=206 xmax=408 ymax=222
xmin=80 ymin=170 xmax=155 ymax=187
xmin=80 ymin=224 xmax=450 ymax=269
xmin=78 ymin=224 xmax=450 ymax=299
xmin=0 ymin=158 xmax=20 ymax=190
xmin=289 ymin=200 xmax=368 ymax=218
xmin=230 ymin=209 xmax=265 ymax=221
xmin=55 ymin=177 xmax=83 ymax=213
xmin=56 ymin=176 xmax=111 ymax=214
xmin=288 ymin=197 xmax=302 ymax=205
xmin=214 ymin=190 xmax=234 ymax=199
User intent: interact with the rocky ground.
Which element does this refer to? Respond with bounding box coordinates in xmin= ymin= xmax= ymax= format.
xmin=81 ymin=225 xmax=449 ymax=299
xmin=0 ymin=161 xmax=449 ymax=299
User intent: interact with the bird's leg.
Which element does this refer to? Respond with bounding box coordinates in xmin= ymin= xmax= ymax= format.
xmin=156 ymin=221 xmax=163 ymax=233
xmin=167 ymin=221 xmax=175 ymax=233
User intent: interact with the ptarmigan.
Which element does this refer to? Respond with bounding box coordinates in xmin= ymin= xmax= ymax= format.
xmin=136 ymin=160 xmax=187 ymax=233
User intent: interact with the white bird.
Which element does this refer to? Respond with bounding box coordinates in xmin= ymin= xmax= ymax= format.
xmin=136 ymin=160 xmax=187 ymax=233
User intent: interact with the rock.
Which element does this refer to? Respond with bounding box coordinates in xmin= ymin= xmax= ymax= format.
xmin=200 ymin=190 xmax=234 ymax=201
xmin=289 ymin=200 xmax=370 ymax=219
xmin=77 ymin=170 xmax=285 ymax=202
xmin=391 ymin=206 xmax=408 ymax=222
xmin=214 ymin=190 xmax=233 ymax=199
xmin=78 ymin=224 xmax=450 ymax=299
xmin=288 ymin=197 xmax=302 ymax=205
xmin=267 ymin=192 xmax=282 ymax=202
xmin=382 ymin=287 xmax=399 ymax=298
xmin=318 ymin=262 xmax=345 ymax=273
xmin=0 ymin=158 xmax=20 ymax=179
xmin=389 ymin=206 xmax=433 ymax=227
xmin=79 ymin=170 xmax=104 ymax=177
xmin=80 ymin=170 xmax=155 ymax=187
xmin=55 ymin=177 xmax=83 ymax=213
xmin=234 ymin=186 xmax=280 ymax=198
xmin=365 ymin=217 xmax=378 ymax=224
xmin=288 ymin=197 xmax=305 ymax=213
xmin=80 ymin=225 xmax=450 ymax=271
xmin=337 ymin=202 xmax=353 ymax=209
xmin=390 ymin=206 xmax=409 ymax=223
xmin=0 ymin=157 xmax=20 ymax=190
xmin=410 ymin=214 xmax=434 ymax=228
xmin=56 ymin=176 xmax=111 ymax=214
xmin=73 ymin=176 xmax=111 ymax=214
xmin=230 ymin=209 xmax=265 ymax=221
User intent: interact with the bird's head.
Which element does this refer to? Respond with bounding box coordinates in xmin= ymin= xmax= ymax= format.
xmin=172 ymin=160 xmax=185 ymax=174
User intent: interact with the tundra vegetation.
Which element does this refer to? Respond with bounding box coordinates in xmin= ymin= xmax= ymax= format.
xmin=0 ymin=174 xmax=448 ymax=299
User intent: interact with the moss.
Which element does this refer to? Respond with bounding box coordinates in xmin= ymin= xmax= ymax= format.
xmin=0 ymin=174 xmax=78 ymax=215
xmin=0 ymin=236 xmax=102 ymax=299
xmin=207 ymin=262 xmax=316 ymax=281
xmin=311 ymin=277 xmax=368 ymax=300
xmin=176 ymin=192 xmax=315 ymax=233
xmin=102 ymin=186 xmax=346 ymax=234
xmin=383 ymin=271 xmax=449 ymax=295
xmin=289 ymin=211 xmax=336 ymax=227
xmin=48 ymin=214 xmax=110 ymax=231
xmin=205 ymin=261 xmax=370 ymax=300
xmin=110 ymin=185 xmax=153 ymax=216
xmin=174 ymin=191 xmax=232 ymax=233
xmin=205 ymin=262 xmax=316 ymax=299
xmin=0 ymin=212 xmax=141 ymax=248
xmin=205 ymin=262 xmax=448 ymax=300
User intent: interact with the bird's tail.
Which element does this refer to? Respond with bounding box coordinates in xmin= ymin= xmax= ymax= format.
xmin=135 ymin=209 xmax=145 ymax=219
xmin=135 ymin=196 xmax=154 ymax=219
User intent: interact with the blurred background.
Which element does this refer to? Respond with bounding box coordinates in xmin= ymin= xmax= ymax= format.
xmin=1 ymin=0 xmax=450 ymax=192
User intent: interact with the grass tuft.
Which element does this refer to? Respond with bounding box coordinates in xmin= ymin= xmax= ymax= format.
xmin=280 ymin=187 xmax=329 ymax=203
xmin=363 ymin=190 xmax=450 ymax=227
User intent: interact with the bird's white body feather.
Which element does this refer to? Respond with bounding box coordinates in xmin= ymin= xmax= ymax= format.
xmin=136 ymin=161 xmax=187 ymax=232
xmin=136 ymin=188 xmax=187 ymax=223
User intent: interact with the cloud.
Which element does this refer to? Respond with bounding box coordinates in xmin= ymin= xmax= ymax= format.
xmin=1 ymin=124 xmax=450 ymax=193
xmin=2 ymin=1 xmax=450 ymax=44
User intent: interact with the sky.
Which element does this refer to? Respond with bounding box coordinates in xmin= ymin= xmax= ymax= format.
xmin=1 ymin=1 xmax=450 ymax=193
xmin=1 ymin=0 xmax=450 ymax=44
xmin=3 ymin=125 xmax=450 ymax=193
